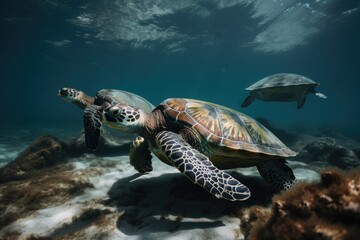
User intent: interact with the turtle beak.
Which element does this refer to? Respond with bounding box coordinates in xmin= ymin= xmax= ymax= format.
xmin=58 ymin=88 xmax=67 ymax=96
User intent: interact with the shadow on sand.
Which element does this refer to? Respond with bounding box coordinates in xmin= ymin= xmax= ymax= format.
xmin=106 ymin=170 xmax=276 ymax=235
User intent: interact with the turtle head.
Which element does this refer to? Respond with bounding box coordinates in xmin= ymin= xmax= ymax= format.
xmin=58 ymin=88 xmax=81 ymax=102
xmin=58 ymin=87 xmax=93 ymax=109
xmin=105 ymin=104 xmax=145 ymax=132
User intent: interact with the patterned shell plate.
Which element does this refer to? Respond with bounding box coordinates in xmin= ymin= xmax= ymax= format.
xmin=161 ymin=98 xmax=297 ymax=157
xmin=97 ymin=89 xmax=155 ymax=113
xmin=246 ymin=73 xmax=319 ymax=91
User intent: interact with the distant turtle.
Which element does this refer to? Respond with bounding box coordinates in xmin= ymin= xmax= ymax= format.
xmin=105 ymin=98 xmax=297 ymax=201
xmin=241 ymin=73 xmax=327 ymax=109
xmin=58 ymin=88 xmax=155 ymax=150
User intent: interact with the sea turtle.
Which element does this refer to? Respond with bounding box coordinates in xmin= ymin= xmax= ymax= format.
xmin=104 ymin=98 xmax=298 ymax=201
xmin=58 ymin=88 xmax=155 ymax=149
xmin=241 ymin=73 xmax=327 ymax=109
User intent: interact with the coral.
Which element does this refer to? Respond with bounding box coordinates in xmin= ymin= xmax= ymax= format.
xmin=243 ymin=168 xmax=360 ymax=240
xmin=239 ymin=206 xmax=271 ymax=239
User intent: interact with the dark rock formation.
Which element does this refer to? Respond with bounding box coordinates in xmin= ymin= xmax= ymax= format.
xmin=241 ymin=168 xmax=360 ymax=240
xmin=299 ymin=137 xmax=359 ymax=169
xmin=0 ymin=135 xmax=68 ymax=183
xmin=0 ymin=128 xmax=134 ymax=183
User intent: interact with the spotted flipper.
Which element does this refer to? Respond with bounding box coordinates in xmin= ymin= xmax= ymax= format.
xmin=130 ymin=136 xmax=153 ymax=173
xmin=84 ymin=105 xmax=102 ymax=149
xmin=155 ymin=131 xmax=250 ymax=201
xmin=257 ymin=160 xmax=296 ymax=191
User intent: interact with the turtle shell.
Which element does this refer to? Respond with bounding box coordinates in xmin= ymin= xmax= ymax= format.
xmin=95 ymin=89 xmax=154 ymax=113
xmin=246 ymin=73 xmax=319 ymax=91
xmin=161 ymin=98 xmax=297 ymax=157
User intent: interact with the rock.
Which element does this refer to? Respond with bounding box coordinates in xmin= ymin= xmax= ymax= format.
xmin=0 ymin=127 xmax=133 ymax=183
xmin=0 ymin=136 xmax=68 ymax=183
xmin=299 ymin=137 xmax=359 ymax=169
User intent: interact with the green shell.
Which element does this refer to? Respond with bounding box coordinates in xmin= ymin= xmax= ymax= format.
xmin=246 ymin=73 xmax=318 ymax=91
xmin=161 ymin=98 xmax=296 ymax=157
xmin=95 ymin=89 xmax=154 ymax=113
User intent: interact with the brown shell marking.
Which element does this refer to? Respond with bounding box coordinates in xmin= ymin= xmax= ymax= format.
xmin=162 ymin=98 xmax=296 ymax=157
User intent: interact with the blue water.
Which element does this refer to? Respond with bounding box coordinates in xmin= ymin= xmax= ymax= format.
xmin=1 ymin=0 xmax=360 ymax=138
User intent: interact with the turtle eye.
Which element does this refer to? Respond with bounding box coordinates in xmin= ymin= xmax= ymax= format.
xmin=108 ymin=107 xmax=120 ymax=117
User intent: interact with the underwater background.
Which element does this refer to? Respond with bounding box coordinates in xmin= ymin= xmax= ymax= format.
xmin=1 ymin=1 xmax=360 ymax=239
xmin=1 ymin=0 xmax=360 ymax=134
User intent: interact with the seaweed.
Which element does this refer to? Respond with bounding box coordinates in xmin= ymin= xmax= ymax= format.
xmin=241 ymin=168 xmax=360 ymax=240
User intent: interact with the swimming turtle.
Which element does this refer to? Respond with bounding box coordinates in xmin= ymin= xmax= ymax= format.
xmin=105 ymin=98 xmax=297 ymax=201
xmin=241 ymin=73 xmax=327 ymax=109
xmin=58 ymin=88 xmax=155 ymax=150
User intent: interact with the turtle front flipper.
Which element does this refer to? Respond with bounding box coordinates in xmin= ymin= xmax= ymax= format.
xmin=297 ymin=96 xmax=306 ymax=109
xmin=241 ymin=95 xmax=255 ymax=108
xmin=155 ymin=131 xmax=251 ymax=201
xmin=84 ymin=105 xmax=103 ymax=149
xmin=130 ymin=136 xmax=153 ymax=173
xmin=256 ymin=160 xmax=296 ymax=191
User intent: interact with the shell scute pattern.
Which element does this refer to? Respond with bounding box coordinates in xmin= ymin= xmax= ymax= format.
xmin=164 ymin=98 xmax=187 ymax=112
xmin=186 ymin=102 xmax=221 ymax=135
xmin=162 ymin=98 xmax=296 ymax=157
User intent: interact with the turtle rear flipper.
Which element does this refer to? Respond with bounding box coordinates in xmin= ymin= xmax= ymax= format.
xmin=257 ymin=160 xmax=296 ymax=191
xmin=315 ymin=92 xmax=327 ymax=99
xmin=241 ymin=95 xmax=255 ymax=108
xmin=84 ymin=105 xmax=103 ymax=149
xmin=155 ymin=131 xmax=251 ymax=201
